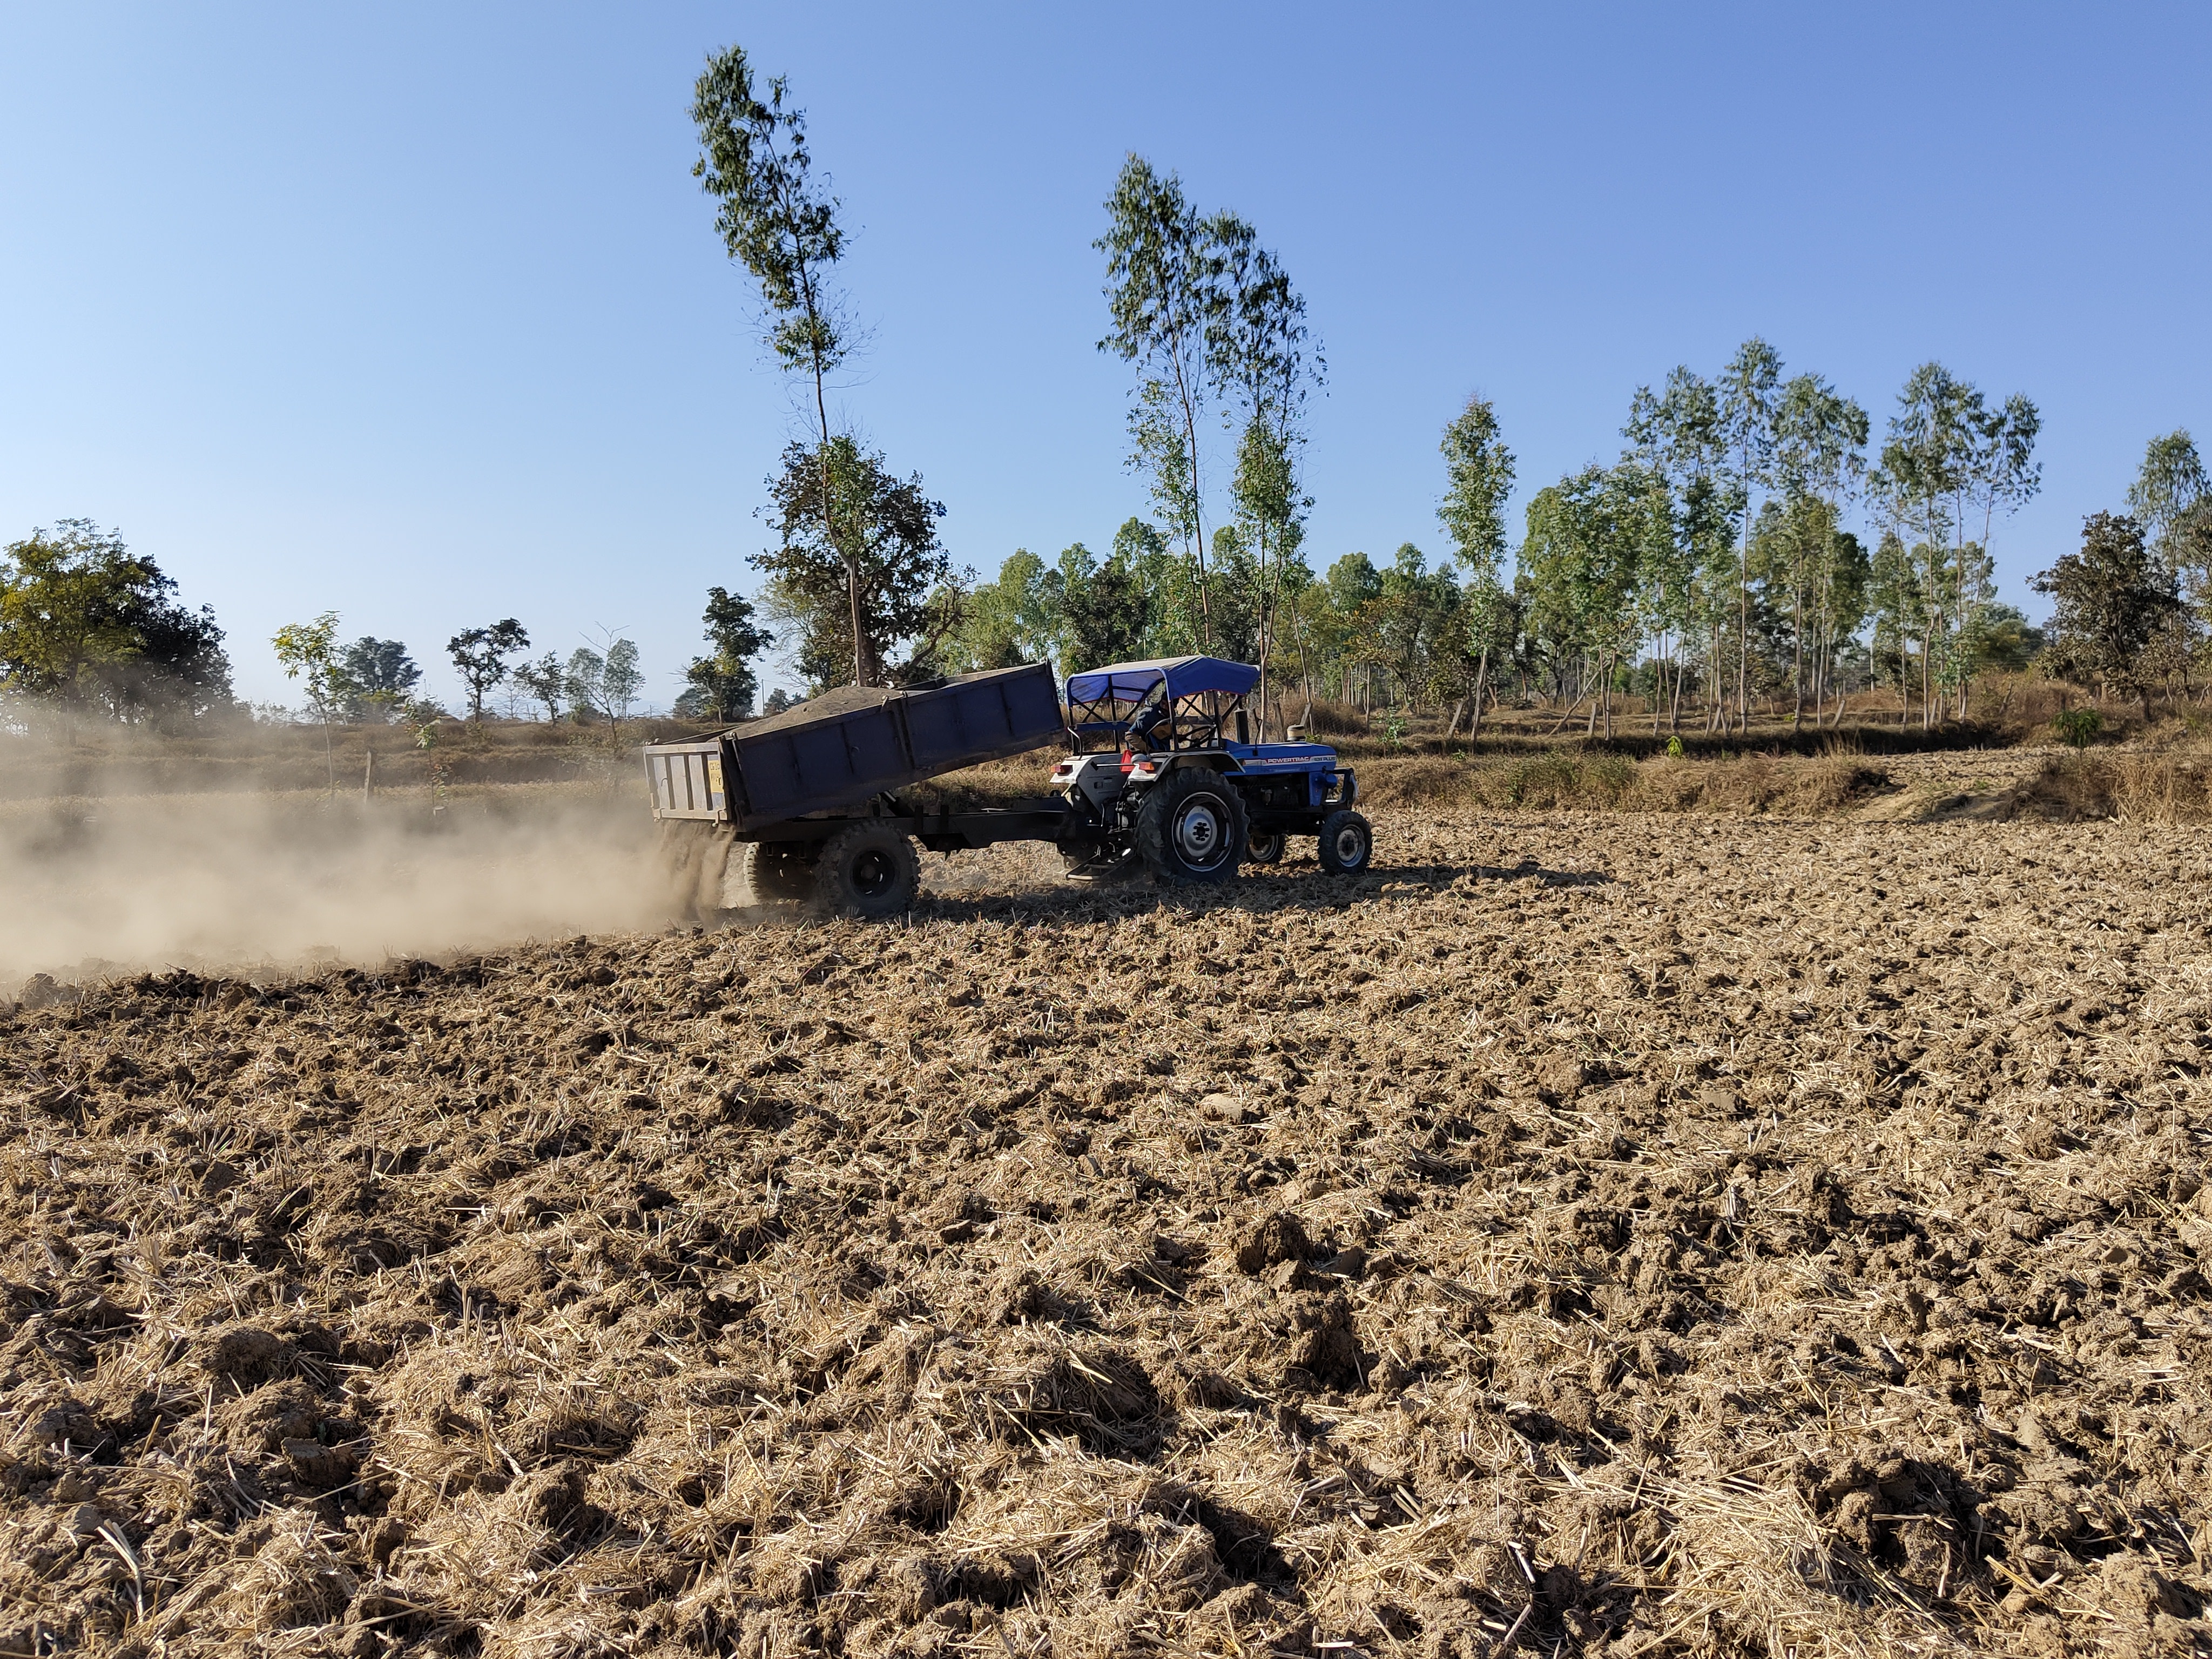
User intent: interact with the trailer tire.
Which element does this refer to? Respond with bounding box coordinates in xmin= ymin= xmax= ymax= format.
xmin=1317 ymin=808 xmax=1372 ymax=875
xmin=812 ymin=823 xmax=921 ymax=919
xmin=1135 ymin=767 xmax=1247 ymax=886
xmin=732 ymin=840 xmax=815 ymax=907
xmin=1243 ymin=830 xmax=1286 ymax=866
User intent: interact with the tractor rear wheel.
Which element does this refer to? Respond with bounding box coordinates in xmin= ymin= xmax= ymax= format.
xmin=731 ymin=840 xmax=815 ymax=907
xmin=812 ymin=823 xmax=921 ymax=919
xmin=1317 ymin=808 xmax=1373 ymax=875
xmin=1243 ymin=829 xmax=1286 ymax=865
xmin=1135 ymin=767 xmax=1247 ymax=886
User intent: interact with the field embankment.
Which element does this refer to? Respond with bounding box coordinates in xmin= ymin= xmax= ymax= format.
xmin=3 ymin=811 xmax=2208 ymax=1657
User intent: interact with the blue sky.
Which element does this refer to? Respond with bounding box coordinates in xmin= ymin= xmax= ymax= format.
xmin=4 ymin=3 xmax=2207 ymax=709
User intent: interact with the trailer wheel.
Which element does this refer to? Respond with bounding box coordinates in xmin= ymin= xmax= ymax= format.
xmin=1135 ymin=767 xmax=1247 ymax=886
xmin=1317 ymin=808 xmax=1372 ymax=875
xmin=813 ymin=823 xmax=921 ymax=919
xmin=1243 ymin=830 xmax=1286 ymax=866
xmin=731 ymin=840 xmax=814 ymax=907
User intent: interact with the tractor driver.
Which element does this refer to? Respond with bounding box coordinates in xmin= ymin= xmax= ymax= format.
xmin=1125 ymin=681 xmax=1171 ymax=751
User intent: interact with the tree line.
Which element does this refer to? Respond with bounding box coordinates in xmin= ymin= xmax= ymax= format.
xmin=0 ymin=517 xmax=778 ymax=733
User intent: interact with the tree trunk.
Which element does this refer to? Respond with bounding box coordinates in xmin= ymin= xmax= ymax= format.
xmin=1469 ymin=646 xmax=1489 ymax=740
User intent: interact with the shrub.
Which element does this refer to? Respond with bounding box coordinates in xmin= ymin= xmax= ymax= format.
xmin=2053 ymin=707 xmax=2103 ymax=750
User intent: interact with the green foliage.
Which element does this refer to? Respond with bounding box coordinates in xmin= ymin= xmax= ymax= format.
xmin=1971 ymin=604 xmax=2044 ymax=673
xmin=2053 ymin=706 xmax=2103 ymax=748
xmin=678 ymin=586 xmax=772 ymax=721
xmin=691 ymin=45 xmax=847 ymax=383
xmin=1439 ymin=394 xmax=1515 ymax=584
xmin=1098 ymin=158 xmax=1223 ymax=632
xmin=564 ymin=647 xmax=605 ymax=722
xmin=1098 ymin=159 xmax=1318 ymax=678
xmin=273 ymin=611 xmax=348 ymax=710
xmin=273 ymin=611 xmax=352 ymax=791
xmin=758 ymin=436 xmax=955 ymax=690
xmin=510 ymin=653 xmax=565 ymax=722
xmin=2033 ymin=512 xmax=2181 ymax=717
xmin=1870 ymin=364 xmax=2041 ymax=720
xmin=446 ymin=619 xmax=529 ymax=721
xmin=340 ymin=637 xmax=421 ymax=723
xmin=603 ymin=639 xmax=643 ymax=723
xmin=2129 ymin=429 xmax=2212 ymax=633
xmin=955 ymin=549 xmax=1050 ymax=671
xmin=0 ymin=520 xmax=234 ymax=722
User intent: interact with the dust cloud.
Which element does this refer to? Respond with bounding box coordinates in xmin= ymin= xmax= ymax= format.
xmin=0 ymin=784 xmax=682 ymax=992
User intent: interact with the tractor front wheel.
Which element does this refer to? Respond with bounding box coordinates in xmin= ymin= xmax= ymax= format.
xmin=1135 ymin=767 xmax=1248 ymax=886
xmin=813 ymin=823 xmax=921 ymax=919
xmin=1317 ymin=808 xmax=1373 ymax=875
xmin=1243 ymin=829 xmax=1286 ymax=866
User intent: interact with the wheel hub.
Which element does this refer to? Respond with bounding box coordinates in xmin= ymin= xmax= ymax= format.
xmin=850 ymin=849 xmax=895 ymax=896
xmin=1174 ymin=800 xmax=1224 ymax=864
xmin=1334 ymin=827 xmax=1363 ymax=862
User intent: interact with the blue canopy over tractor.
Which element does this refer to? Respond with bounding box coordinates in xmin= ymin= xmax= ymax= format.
xmin=1064 ymin=656 xmax=1262 ymax=747
xmin=1064 ymin=655 xmax=1259 ymax=706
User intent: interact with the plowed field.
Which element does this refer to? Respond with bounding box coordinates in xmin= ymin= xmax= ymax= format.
xmin=4 ymin=810 xmax=2209 ymax=1658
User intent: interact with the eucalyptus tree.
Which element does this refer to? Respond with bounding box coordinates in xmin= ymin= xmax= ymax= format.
xmin=692 ymin=45 xmax=870 ymax=684
xmin=1437 ymin=394 xmax=1516 ymax=736
xmin=1872 ymin=364 xmax=1977 ymax=724
xmin=1519 ymin=466 xmax=1642 ymax=733
xmin=2127 ymin=430 xmax=2211 ymax=629
xmin=1098 ymin=158 xmax=1227 ymax=641
xmin=1866 ymin=530 xmax=1924 ymax=719
xmin=1716 ymin=339 xmax=1783 ymax=730
xmin=1113 ymin=517 xmax=1203 ymax=658
xmin=1211 ymin=222 xmax=1319 ymax=721
xmin=1625 ymin=367 xmax=1734 ymax=729
xmin=1955 ymin=393 xmax=2041 ymax=715
xmin=957 ymin=550 xmax=1051 ymax=672
xmin=273 ymin=611 xmax=352 ymax=790
xmin=1771 ymin=373 xmax=1869 ymax=723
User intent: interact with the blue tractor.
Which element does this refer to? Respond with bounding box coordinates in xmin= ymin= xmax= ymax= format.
xmin=1050 ymin=655 xmax=1373 ymax=886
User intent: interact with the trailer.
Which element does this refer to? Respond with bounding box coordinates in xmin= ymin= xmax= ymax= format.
xmin=646 ymin=656 xmax=1370 ymax=918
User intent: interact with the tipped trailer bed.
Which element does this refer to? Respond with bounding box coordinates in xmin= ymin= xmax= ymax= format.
xmin=648 ymin=664 xmax=1077 ymax=916
xmin=646 ymin=662 xmax=1065 ymax=832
